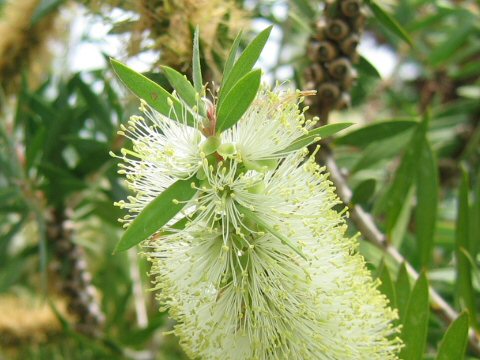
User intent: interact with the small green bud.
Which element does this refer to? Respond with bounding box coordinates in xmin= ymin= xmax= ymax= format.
xmin=244 ymin=159 xmax=278 ymax=173
xmin=201 ymin=136 xmax=221 ymax=155
xmin=217 ymin=143 xmax=236 ymax=157
xmin=247 ymin=181 xmax=265 ymax=194
xmin=196 ymin=167 xmax=206 ymax=180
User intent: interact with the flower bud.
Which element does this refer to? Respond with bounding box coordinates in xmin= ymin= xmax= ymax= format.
xmin=201 ymin=135 xmax=221 ymax=155
xmin=217 ymin=143 xmax=236 ymax=157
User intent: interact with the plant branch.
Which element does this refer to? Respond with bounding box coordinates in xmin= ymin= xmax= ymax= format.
xmin=319 ymin=149 xmax=480 ymax=356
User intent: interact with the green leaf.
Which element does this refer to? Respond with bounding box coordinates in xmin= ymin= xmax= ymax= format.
xmin=161 ymin=66 xmax=206 ymax=117
xmin=114 ymin=179 xmax=197 ymax=252
xmin=240 ymin=206 xmax=306 ymax=260
xmin=379 ymin=119 xmax=428 ymax=232
xmin=399 ymin=272 xmax=429 ymax=360
xmin=351 ymin=129 xmax=413 ymax=173
xmin=110 ymin=59 xmax=196 ymax=127
xmin=223 ymin=30 xmax=243 ymax=82
xmin=357 ymin=56 xmax=381 ymax=79
xmin=377 ymin=261 xmax=396 ymax=308
xmin=192 ymin=26 xmax=203 ymax=93
xmin=291 ymin=0 xmax=316 ymax=20
xmin=216 ymin=69 xmax=261 ymax=132
xmin=219 ymin=26 xmax=272 ymax=103
xmin=455 ymin=167 xmax=478 ymax=329
xmin=416 ymin=137 xmax=438 ymax=268
xmin=428 ymin=24 xmax=474 ymax=67
xmin=335 ymin=119 xmax=417 ymax=148
xmin=280 ymin=122 xmax=354 ymax=153
xmin=31 ymin=0 xmax=65 ymax=26
xmin=351 ymin=178 xmax=376 ymax=205
xmin=396 ymin=263 xmax=412 ymax=316
xmin=365 ymin=0 xmax=412 ymax=46
xmin=436 ymin=312 xmax=469 ymax=360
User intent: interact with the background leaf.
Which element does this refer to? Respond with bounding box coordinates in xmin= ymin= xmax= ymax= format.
xmin=365 ymin=0 xmax=413 ymax=45
xmin=399 ymin=272 xmax=429 ymax=360
xmin=416 ymin=137 xmax=438 ymax=268
xmin=436 ymin=312 xmax=469 ymax=360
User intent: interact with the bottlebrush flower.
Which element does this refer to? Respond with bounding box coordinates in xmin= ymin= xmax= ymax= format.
xmin=111 ymin=27 xmax=401 ymax=360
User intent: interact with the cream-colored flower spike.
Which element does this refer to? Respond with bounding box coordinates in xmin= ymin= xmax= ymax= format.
xmin=115 ymin=86 xmax=402 ymax=359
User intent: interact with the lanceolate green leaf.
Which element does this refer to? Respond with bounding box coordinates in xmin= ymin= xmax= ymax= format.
xmin=379 ymin=118 xmax=427 ymax=232
xmin=219 ymin=26 xmax=272 ymax=104
xmin=416 ymin=137 xmax=438 ymax=268
xmin=428 ymin=24 xmax=473 ymax=67
xmin=365 ymin=0 xmax=412 ymax=46
xmin=223 ymin=30 xmax=243 ymax=81
xmin=399 ymin=272 xmax=429 ymax=360
xmin=161 ymin=66 xmax=206 ymax=117
xmin=351 ymin=179 xmax=376 ymax=206
xmin=280 ymin=122 xmax=354 ymax=153
xmin=377 ymin=261 xmax=396 ymax=308
xmin=114 ymin=179 xmax=197 ymax=253
xmin=192 ymin=26 xmax=203 ymax=93
xmin=216 ymin=69 xmax=261 ymax=132
xmin=335 ymin=119 xmax=417 ymax=148
xmin=455 ymin=168 xmax=478 ymax=329
xmin=241 ymin=206 xmax=306 ymax=260
xmin=110 ymin=59 xmax=196 ymax=127
xmin=436 ymin=312 xmax=469 ymax=360
xmin=395 ymin=263 xmax=411 ymax=323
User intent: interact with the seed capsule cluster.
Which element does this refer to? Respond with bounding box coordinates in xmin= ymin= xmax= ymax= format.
xmin=304 ymin=0 xmax=366 ymax=112
xmin=48 ymin=209 xmax=105 ymax=336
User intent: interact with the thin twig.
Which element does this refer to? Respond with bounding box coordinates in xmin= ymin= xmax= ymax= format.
xmin=320 ymin=150 xmax=480 ymax=356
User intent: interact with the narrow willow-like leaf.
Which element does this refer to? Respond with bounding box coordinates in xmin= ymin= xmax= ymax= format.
xmin=436 ymin=312 xmax=469 ymax=360
xmin=428 ymin=24 xmax=473 ymax=67
xmin=416 ymin=137 xmax=438 ymax=268
xmin=280 ymin=122 xmax=354 ymax=153
xmin=395 ymin=263 xmax=410 ymax=323
xmin=162 ymin=66 xmax=206 ymax=117
xmin=377 ymin=261 xmax=396 ymax=308
xmin=291 ymin=0 xmax=315 ymax=20
xmin=223 ymin=30 xmax=243 ymax=82
xmin=192 ymin=26 xmax=203 ymax=93
xmin=365 ymin=0 xmax=412 ymax=46
xmin=380 ymin=118 xmax=427 ymax=232
xmin=399 ymin=272 xmax=429 ymax=360
xmin=110 ymin=59 xmax=196 ymax=127
xmin=351 ymin=179 xmax=376 ymax=205
xmin=351 ymin=130 xmax=413 ymax=173
xmin=114 ymin=179 xmax=197 ymax=252
xmin=219 ymin=26 xmax=272 ymax=104
xmin=335 ymin=119 xmax=417 ymax=148
xmin=455 ymin=168 xmax=479 ymax=329
xmin=241 ymin=206 xmax=306 ymax=260
xmin=216 ymin=69 xmax=261 ymax=132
